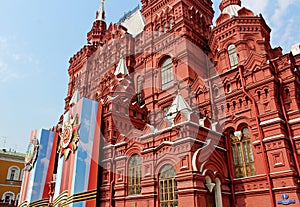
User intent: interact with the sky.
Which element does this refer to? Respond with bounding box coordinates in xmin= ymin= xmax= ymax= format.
xmin=0 ymin=0 xmax=299 ymax=153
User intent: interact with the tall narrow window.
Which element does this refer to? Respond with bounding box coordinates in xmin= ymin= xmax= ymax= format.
xmin=159 ymin=165 xmax=178 ymax=207
xmin=161 ymin=58 xmax=174 ymax=90
xmin=128 ymin=155 xmax=142 ymax=195
xmin=137 ymin=76 xmax=142 ymax=104
xmin=164 ymin=24 xmax=167 ymax=33
xmin=170 ymin=20 xmax=173 ymax=30
xmin=7 ymin=166 xmax=20 ymax=181
xmin=228 ymin=44 xmax=238 ymax=68
xmin=230 ymin=127 xmax=256 ymax=178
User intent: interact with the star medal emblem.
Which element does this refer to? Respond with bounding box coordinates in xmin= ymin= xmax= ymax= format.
xmin=59 ymin=114 xmax=80 ymax=160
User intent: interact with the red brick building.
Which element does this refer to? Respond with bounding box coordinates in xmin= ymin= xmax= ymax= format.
xmin=19 ymin=0 xmax=300 ymax=207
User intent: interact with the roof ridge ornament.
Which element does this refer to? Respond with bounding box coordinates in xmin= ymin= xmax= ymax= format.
xmin=114 ymin=56 xmax=129 ymax=76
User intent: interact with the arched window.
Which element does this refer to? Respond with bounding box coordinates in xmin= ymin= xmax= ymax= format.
xmin=228 ymin=44 xmax=238 ymax=68
xmin=137 ymin=76 xmax=142 ymax=104
xmin=161 ymin=58 xmax=174 ymax=90
xmin=159 ymin=165 xmax=178 ymax=207
xmin=2 ymin=192 xmax=14 ymax=204
xmin=230 ymin=127 xmax=255 ymax=178
xmin=128 ymin=155 xmax=142 ymax=195
xmin=7 ymin=166 xmax=20 ymax=181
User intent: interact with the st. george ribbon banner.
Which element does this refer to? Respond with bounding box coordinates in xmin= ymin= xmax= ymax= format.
xmin=19 ymin=129 xmax=59 ymax=207
xmin=53 ymin=98 xmax=102 ymax=207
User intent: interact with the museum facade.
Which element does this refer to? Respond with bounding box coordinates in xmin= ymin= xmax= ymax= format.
xmin=19 ymin=0 xmax=300 ymax=207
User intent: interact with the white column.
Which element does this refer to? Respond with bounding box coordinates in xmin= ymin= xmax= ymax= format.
xmin=215 ymin=178 xmax=223 ymax=207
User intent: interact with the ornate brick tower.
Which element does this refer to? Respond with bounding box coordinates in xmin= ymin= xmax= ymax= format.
xmin=209 ymin=0 xmax=300 ymax=206
xmin=87 ymin=0 xmax=107 ymax=45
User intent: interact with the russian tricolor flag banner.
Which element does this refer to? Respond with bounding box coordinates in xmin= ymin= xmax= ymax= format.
xmin=53 ymin=98 xmax=102 ymax=207
xmin=19 ymin=129 xmax=58 ymax=207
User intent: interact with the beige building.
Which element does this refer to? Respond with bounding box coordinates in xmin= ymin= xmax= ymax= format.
xmin=0 ymin=149 xmax=25 ymax=207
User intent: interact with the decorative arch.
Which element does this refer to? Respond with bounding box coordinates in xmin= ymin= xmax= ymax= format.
xmin=155 ymin=157 xmax=177 ymax=176
xmin=124 ymin=145 xmax=142 ymax=159
xmin=192 ymin=142 xmax=228 ymax=178
xmin=2 ymin=191 xmax=15 ymax=203
xmin=203 ymin=174 xmax=224 ymax=207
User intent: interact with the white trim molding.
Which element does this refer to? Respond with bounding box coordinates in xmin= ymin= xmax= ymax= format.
xmin=260 ymin=118 xmax=285 ymax=126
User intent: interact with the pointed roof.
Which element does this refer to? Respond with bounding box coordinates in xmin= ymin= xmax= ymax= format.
xmin=114 ymin=56 xmax=129 ymax=76
xmin=119 ymin=7 xmax=145 ymax=37
xmin=69 ymin=89 xmax=80 ymax=106
xmin=166 ymin=92 xmax=192 ymax=121
xmin=96 ymin=0 xmax=105 ymax=21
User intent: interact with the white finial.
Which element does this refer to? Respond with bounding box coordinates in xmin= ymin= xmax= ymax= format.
xmin=96 ymin=0 xmax=105 ymax=21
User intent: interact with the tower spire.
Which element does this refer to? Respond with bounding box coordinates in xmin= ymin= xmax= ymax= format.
xmin=96 ymin=0 xmax=105 ymax=21
xmin=219 ymin=0 xmax=241 ymax=12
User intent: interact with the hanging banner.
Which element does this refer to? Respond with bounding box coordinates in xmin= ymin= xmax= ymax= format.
xmin=53 ymin=98 xmax=102 ymax=207
xmin=19 ymin=129 xmax=58 ymax=207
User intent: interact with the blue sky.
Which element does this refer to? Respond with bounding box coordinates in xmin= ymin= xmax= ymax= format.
xmin=0 ymin=0 xmax=299 ymax=153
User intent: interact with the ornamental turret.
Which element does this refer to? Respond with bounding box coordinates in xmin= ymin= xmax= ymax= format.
xmin=87 ymin=0 xmax=107 ymax=45
xmin=209 ymin=0 xmax=274 ymax=73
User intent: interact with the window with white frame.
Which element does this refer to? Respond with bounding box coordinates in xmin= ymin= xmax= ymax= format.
xmin=228 ymin=44 xmax=238 ymax=68
xmin=2 ymin=192 xmax=14 ymax=204
xmin=7 ymin=166 xmax=20 ymax=181
xmin=128 ymin=155 xmax=142 ymax=195
xmin=159 ymin=165 xmax=178 ymax=207
xmin=161 ymin=58 xmax=174 ymax=90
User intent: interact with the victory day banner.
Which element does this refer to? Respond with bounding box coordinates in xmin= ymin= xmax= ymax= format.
xmin=19 ymin=129 xmax=58 ymax=207
xmin=53 ymin=98 xmax=102 ymax=207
